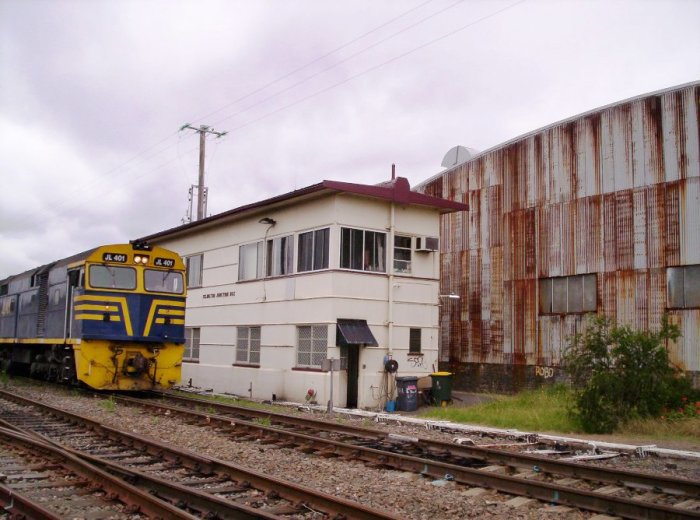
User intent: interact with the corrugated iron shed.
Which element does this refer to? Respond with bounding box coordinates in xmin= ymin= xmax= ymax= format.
xmin=419 ymin=82 xmax=700 ymax=389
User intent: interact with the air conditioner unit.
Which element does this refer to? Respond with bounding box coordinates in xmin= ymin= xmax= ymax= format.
xmin=415 ymin=236 xmax=439 ymax=252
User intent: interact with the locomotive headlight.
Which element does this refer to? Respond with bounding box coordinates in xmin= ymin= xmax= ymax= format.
xmin=134 ymin=255 xmax=150 ymax=264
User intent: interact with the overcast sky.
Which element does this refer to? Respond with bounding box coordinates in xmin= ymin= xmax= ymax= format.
xmin=1 ymin=0 xmax=698 ymax=279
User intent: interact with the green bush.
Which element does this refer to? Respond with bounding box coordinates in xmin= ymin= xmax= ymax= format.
xmin=563 ymin=315 xmax=695 ymax=433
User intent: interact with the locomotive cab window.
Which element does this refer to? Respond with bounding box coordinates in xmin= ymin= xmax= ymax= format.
xmin=144 ymin=269 xmax=184 ymax=294
xmin=88 ymin=265 xmax=136 ymax=290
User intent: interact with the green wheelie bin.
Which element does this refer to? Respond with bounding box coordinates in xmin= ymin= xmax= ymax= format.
xmin=431 ymin=371 xmax=453 ymax=406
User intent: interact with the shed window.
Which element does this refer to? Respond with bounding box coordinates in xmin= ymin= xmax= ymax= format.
xmin=540 ymin=274 xmax=596 ymax=314
xmin=668 ymin=265 xmax=700 ymax=309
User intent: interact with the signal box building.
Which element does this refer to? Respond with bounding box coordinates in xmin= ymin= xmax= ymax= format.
xmin=417 ymin=82 xmax=700 ymax=391
xmin=140 ymin=177 xmax=467 ymax=408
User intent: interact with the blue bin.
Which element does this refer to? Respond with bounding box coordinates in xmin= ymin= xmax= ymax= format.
xmin=395 ymin=376 xmax=418 ymax=412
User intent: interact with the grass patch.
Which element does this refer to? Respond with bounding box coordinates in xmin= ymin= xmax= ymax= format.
xmin=419 ymin=385 xmax=582 ymax=434
xmin=100 ymin=396 xmax=117 ymax=413
xmin=616 ymin=417 xmax=700 ymax=442
xmin=419 ymin=385 xmax=700 ymax=444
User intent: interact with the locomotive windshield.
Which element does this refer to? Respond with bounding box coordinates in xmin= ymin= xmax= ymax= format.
xmin=89 ymin=265 xmax=137 ymax=290
xmin=144 ymin=269 xmax=184 ymax=294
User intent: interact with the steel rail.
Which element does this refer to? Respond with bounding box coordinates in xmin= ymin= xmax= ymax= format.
xmin=119 ymin=392 xmax=700 ymax=520
xmin=0 ymin=482 xmax=62 ymax=520
xmin=0 ymin=425 xmax=199 ymax=520
xmin=0 ymin=389 xmax=398 ymax=520
xmin=141 ymin=391 xmax=700 ymax=497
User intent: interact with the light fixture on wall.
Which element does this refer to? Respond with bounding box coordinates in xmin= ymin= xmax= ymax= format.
xmin=258 ymin=217 xmax=276 ymax=225
xmin=439 ymin=294 xmax=460 ymax=300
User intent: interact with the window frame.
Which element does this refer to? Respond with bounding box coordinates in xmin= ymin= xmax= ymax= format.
xmin=394 ymin=235 xmax=412 ymax=274
xmin=539 ymin=274 xmax=597 ymax=315
xmin=667 ymin=265 xmax=700 ymax=309
xmin=236 ymin=326 xmax=261 ymax=366
xmin=88 ymin=265 xmax=137 ymax=291
xmin=297 ymin=227 xmax=330 ymax=273
xmin=340 ymin=227 xmax=386 ymax=273
xmin=0 ymin=295 xmax=17 ymax=316
xmin=184 ymin=327 xmax=200 ymax=362
xmin=238 ymin=241 xmax=264 ymax=281
xmin=144 ymin=269 xmax=185 ymax=294
xmin=296 ymin=324 xmax=328 ymax=369
xmin=266 ymin=235 xmax=293 ymax=277
xmin=186 ymin=254 xmax=203 ymax=288
xmin=409 ymin=327 xmax=422 ymax=354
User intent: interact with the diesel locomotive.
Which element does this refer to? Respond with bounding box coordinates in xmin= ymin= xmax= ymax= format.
xmin=0 ymin=242 xmax=186 ymax=391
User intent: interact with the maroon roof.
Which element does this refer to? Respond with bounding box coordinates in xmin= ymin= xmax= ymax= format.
xmin=139 ymin=176 xmax=468 ymax=242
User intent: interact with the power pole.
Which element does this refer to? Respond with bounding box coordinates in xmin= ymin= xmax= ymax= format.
xmin=180 ymin=124 xmax=227 ymax=221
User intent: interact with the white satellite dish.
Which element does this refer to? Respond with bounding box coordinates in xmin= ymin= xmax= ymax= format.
xmin=441 ymin=145 xmax=479 ymax=168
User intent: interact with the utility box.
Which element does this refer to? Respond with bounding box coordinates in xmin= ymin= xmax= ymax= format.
xmin=395 ymin=376 xmax=418 ymax=412
xmin=431 ymin=372 xmax=453 ymax=406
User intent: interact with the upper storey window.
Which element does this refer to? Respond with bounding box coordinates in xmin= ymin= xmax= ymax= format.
xmin=393 ymin=235 xmax=412 ymax=274
xmin=298 ymin=228 xmax=329 ymax=272
xmin=239 ymin=241 xmax=264 ymax=281
xmin=266 ymin=235 xmax=293 ymax=277
xmin=186 ymin=254 xmax=203 ymax=288
xmin=340 ymin=227 xmax=386 ymax=272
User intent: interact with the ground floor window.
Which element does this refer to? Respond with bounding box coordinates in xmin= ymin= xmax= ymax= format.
xmin=409 ymin=328 xmax=422 ymax=354
xmin=184 ymin=327 xmax=200 ymax=361
xmin=236 ymin=326 xmax=261 ymax=365
xmin=297 ymin=325 xmax=328 ymax=368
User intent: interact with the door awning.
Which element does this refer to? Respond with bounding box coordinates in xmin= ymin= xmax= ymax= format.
xmin=336 ymin=319 xmax=378 ymax=347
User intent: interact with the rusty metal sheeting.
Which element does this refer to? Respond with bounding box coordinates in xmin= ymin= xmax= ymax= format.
xmin=422 ymin=83 xmax=700 ymax=375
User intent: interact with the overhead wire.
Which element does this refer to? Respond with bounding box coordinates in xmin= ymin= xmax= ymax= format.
xmin=12 ymin=0 xmax=446 ymax=226
xmin=14 ymin=0 xmax=527 ymax=226
xmin=206 ymin=0 xmax=467 ymax=128
xmin=189 ymin=0 xmax=440 ymax=125
xmin=213 ymin=0 xmax=528 ymax=134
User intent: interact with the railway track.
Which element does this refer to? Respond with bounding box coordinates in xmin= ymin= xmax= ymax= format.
xmin=113 ymin=390 xmax=700 ymax=520
xmin=0 ymin=388 xmax=397 ymax=519
xmin=0 ymin=425 xmax=196 ymax=519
